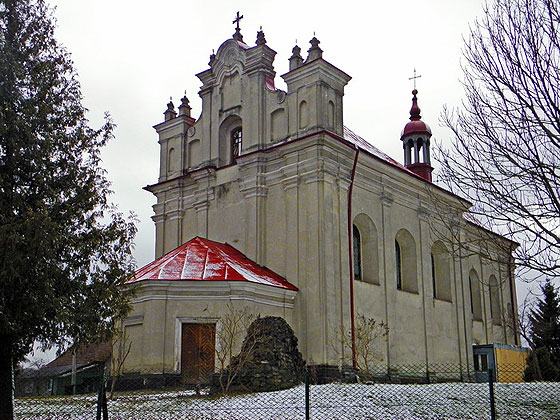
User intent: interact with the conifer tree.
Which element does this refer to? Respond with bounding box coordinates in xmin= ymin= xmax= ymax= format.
xmin=528 ymin=281 xmax=560 ymax=368
xmin=0 ymin=1 xmax=136 ymax=417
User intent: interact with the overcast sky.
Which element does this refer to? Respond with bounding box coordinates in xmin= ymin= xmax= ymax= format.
xmin=46 ymin=0 xmax=487 ymax=271
xmin=25 ymin=0 xmax=537 ymax=363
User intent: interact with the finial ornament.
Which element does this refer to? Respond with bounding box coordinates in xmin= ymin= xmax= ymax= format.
xmin=232 ymin=11 xmax=244 ymax=41
xmin=306 ymin=36 xmax=323 ymax=62
xmin=179 ymin=94 xmax=191 ymax=117
xmin=409 ymin=90 xmax=421 ymax=121
xmin=164 ymin=98 xmax=177 ymax=121
xmin=256 ymin=28 xmax=266 ymax=46
xmin=289 ymin=43 xmax=304 ymax=70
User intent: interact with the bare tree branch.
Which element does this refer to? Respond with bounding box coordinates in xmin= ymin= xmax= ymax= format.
xmin=435 ymin=0 xmax=560 ymax=280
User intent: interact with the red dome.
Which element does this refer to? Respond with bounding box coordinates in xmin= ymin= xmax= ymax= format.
xmin=401 ymin=120 xmax=431 ymax=139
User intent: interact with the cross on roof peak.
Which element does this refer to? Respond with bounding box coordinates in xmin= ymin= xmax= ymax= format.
xmin=409 ymin=67 xmax=422 ymax=90
xmin=233 ymin=11 xmax=244 ymax=31
xmin=232 ymin=11 xmax=244 ymax=41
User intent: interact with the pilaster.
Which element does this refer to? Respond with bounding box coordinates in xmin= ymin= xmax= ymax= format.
xmin=380 ymin=188 xmax=394 ymax=367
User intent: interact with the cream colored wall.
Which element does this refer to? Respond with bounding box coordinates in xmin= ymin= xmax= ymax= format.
xmin=123 ymin=283 xmax=295 ymax=374
xmin=146 ymin=134 xmax=519 ymax=369
xmin=140 ymin=34 xmax=520 ymax=374
xmin=350 ymin=163 xmax=464 ymax=366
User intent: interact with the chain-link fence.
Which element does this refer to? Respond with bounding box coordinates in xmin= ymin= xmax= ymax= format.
xmin=13 ymin=363 xmax=560 ymax=419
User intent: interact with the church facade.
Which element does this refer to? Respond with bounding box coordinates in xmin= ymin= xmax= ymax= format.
xmin=122 ymin=23 xmax=520 ymax=382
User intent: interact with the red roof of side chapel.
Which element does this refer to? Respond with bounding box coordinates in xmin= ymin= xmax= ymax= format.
xmin=130 ymin=237 xmax=298 ymax=291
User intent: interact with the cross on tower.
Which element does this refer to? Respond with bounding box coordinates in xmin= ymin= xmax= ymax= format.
xmin=409 ymin=68 xmax=422 ymax=90
xmin=233 ymin=11 xmax=244 ymax=31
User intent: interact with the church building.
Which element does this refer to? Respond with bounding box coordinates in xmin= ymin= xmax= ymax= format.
xmin=122 ymin=19 xmax=520 ymax=383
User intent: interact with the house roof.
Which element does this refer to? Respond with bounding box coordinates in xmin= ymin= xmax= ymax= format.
xmin=45 ymin=341 xmax=111 ymax=370
xmin=130 ymin=237 xmax=298 ymax=291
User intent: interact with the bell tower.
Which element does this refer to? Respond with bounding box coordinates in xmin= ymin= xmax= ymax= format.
xmin=400 ymin=89 xmax=433 ymax=182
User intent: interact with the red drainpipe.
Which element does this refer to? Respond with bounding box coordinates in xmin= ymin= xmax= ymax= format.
xmin=347 ymin=146 xmax=359 ymax=370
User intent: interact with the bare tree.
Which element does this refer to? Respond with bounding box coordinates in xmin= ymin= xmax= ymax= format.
xmin=109 ymin=326 xmax=131 ymax=399
xmin=332 ymin=314 xmax=388 ymax=378
xmin=435 ymin=0 xmax=560 ymax=281
xmin=215 ymin=304 xmax=259 ymax=394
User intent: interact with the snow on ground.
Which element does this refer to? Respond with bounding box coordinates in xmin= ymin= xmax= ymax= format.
xmin=15 ymin=382 xmax=560 ymax=420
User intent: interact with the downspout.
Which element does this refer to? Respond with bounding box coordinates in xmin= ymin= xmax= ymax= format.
xmin=347 ymin=147 xmax=359 ymax=370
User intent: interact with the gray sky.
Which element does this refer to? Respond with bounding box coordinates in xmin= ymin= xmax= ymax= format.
xmin=49 ymin=0 xmax=484 ymax=271
xmin=26 ymin=0 xmax=537 ymax=363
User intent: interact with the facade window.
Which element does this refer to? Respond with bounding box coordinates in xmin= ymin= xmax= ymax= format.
xmin=431 ymin=254 xmax=436 ymax=298
xmin=489 ymin=275 xmax=502 ymax=324
xmin=469 ymin=269 xmax=483 ymax=321
xmin=352 ymin=214 xmax=379 ymax=284
xmin=395 ymin=229 xmax=418 ymax=293
xmin=353 ymin=225 xmax=362 ymax=281
xmin=431 ymin=241 xmax=452 ymax=301
xmin=231 ymin=127 xmax=242 ymax=162
xmin=395 ymin=240 xmax=402 ymax=290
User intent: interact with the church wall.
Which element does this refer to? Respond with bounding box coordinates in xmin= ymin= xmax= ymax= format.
xmin=142 ymin=31 xmax=521 ymax=379
xmin=148 ymin=134 xmax=519 ymax=371
xmin=122 ymin=284 xmax=295 ymax=375
xmin=348 ymin=155 xmax=510 ymax=367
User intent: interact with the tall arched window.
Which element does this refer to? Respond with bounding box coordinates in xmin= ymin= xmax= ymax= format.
xmin=353 ymin=214 xmax=379 ymax=284
xmin=395 ymin=229 xmax=418 ymax=293
xmin=231 ymin=127 xmax=242 ymax=162
xmin=353 ymin=225 xmax=362 ymax=281
xmin=395 ymin=240 xmax=402 ymax=290
xmin=469 ymin=269 xmax=483 ymax=321
xmin=489 ymin=275 xmax=502 ymax=324
xmin=431 ymin=254 xmax=436 ymax=297
xmin=431 ymin=241 xmax=452 ymax=301
xmin=218 ymin=115 xmax=242 ymax=167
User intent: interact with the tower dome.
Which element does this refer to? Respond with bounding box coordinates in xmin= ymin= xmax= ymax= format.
xmin=400 ymin=89 xmax=433 ymax=182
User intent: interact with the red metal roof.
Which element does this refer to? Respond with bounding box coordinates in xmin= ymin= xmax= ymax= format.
xmin=130 ymin=237 xmax=298 ymax=291
xmin=401 ymin=119 xmax=432 ymax=138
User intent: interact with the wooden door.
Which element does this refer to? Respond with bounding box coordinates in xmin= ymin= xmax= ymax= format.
xmin=181 ymin=323 xmax=216 ymax=384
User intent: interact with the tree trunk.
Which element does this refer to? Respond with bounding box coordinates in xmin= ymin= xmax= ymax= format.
xmin=0 ymin=335 xmax=14 ymax=420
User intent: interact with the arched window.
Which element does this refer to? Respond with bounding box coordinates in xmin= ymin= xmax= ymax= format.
xmin=431 ymin=241 xmax=452 ymax=301
xmin=395 ymin=229 xmax=418 ymax=293
xmin=353 ymin=225 xmax=362 ymax=281
xmin=469 ymin=269 xmax=483 ymax=321
xmin=431 ymin=254 xmax=436 ymax=297
xmin=395 ymin=240 xmax=402 ymax=290
xmin=218 ymin=115 xmax=242 ymax=167
xmin=489 ymin=275 xmax=501 ymax=324
xmin=231 ymin=127 xmax=242 ymax=162
xmin=168 ymin=147 xmax=177 ymax=173
xmin=353 ymin=214 xmax=379 ymax=284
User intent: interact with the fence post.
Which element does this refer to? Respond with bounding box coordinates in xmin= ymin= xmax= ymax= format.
xmin=488 ymin=368 xmax=496 ymax=420
xmin=96 ymin=363 xmax=108 ymax=420
xmin=305 ymin=366 xmax=310 ymax=420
